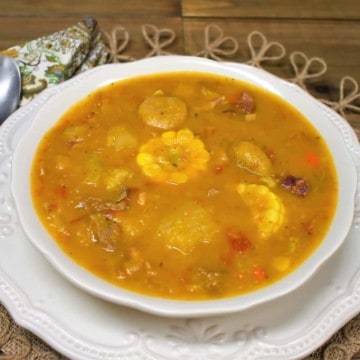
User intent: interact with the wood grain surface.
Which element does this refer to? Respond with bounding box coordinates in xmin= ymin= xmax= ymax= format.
xmin=182 ymin=0 xmax=360 ymax=19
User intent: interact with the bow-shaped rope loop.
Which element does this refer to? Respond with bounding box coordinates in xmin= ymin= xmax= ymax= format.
xmin=321 ymin=76 xmax=360 ymax=118
xmin=142 ymin=24 xmax=175 ymax=57
xmin=288 ymin=51 xmax=327 ymax=89
xmin=246 ymin=31 xmax=285 ymax=68
xmin=103 ymin=25 xmax=134 ymax=63
xmin=195 ymin=24 xmax=238 ymax=61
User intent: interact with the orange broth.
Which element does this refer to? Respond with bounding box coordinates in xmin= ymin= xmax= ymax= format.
xmin=31 ymin=72 xmax=338 ymax=300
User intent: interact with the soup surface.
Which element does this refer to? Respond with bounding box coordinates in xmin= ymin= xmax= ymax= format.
xmin=31 ymin=72 xmax=338 ymax=300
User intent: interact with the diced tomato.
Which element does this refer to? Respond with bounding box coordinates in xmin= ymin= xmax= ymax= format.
xmin=306 ymin=153 xmax=319 ymax=166
xmin=214 ymin=165 xmax=223 ymax=174
xmin=227 ymin=94 xmax=239 ymax=104
xmin=253 ymin=266 xmax=266 ymax=280
xmin=227 ymin=229 xmax=251 ymax=253
xmin=222 ymin=228 xmax=251 ymax=265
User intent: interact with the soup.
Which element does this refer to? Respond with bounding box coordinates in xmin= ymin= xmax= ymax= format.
xmin=31 ymin=72 xmax=338 ymax=300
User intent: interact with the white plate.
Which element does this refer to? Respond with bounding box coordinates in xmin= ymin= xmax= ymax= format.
xmin=0 ymin=63 xmax=359 ymax=360
xmin=11 ymin=57 xmax=357 ymax=318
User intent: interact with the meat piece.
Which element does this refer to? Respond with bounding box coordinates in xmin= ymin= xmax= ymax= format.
xmin=89 ymin=213 xmax=122 ymax=252
xmin=95 ymin=188 xmax=130 ymax=211
xmin=235 ymin=91 xmax=255 ymax=114
xmin=281 ymin=176 xmax=309 ymax=197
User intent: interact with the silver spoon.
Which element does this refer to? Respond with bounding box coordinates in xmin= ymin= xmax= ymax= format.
xmin=0 ymin=55 xmax=21 ymax=124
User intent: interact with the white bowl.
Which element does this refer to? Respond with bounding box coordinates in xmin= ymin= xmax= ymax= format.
xmin=11 ymin=56 xmax=357 ymax=317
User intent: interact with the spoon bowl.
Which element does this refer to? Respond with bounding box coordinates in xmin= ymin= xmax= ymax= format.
xmin=0 ymin=55 xmax=21 ymax=124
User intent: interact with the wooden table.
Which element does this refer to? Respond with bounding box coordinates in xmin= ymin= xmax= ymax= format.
xmin=1 ymin=1 xmax=359 ymax=359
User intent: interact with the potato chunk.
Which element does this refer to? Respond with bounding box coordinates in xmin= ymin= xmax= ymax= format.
xmin=157 ymin=202 xmax=217 ymax=255
xmin=138 ymin=93 xmax=187 ymax=129
xmin=103 ymin=168 xmax=133 ymax=191
xmin=84 ymin=157 xmax=103 ymax=186
xmin=237 ymin=183 xmax=285 ymax=238
xmin=233 ymin=141 xmax=271 ymax=176
xmin=62 ymin=124 xmax=89 ymax=145
xmin=106 ymin=126 xmax=138 ymax=150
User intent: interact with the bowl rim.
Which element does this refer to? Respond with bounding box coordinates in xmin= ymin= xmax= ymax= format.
xmin=11 ymin=55 xmax=358 ymax=317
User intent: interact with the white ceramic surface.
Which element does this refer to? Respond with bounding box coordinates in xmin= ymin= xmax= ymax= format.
xmin=10 ymin=56 xmax=358 ymax=318
xmin=0 ymin=59 xmax=359 ymax=359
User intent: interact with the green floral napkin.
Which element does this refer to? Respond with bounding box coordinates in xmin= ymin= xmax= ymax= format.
xmin=0 ymin=16 xmax=109 ymax=106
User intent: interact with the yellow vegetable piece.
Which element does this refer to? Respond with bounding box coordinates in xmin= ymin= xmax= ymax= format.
xmin=237 ymin=183 xmax=285 ymax=238
xmin=83 ymin=157 xmax=102 ymax=186
xmin=138 ymin=93 xmax=187 ymax=129
xmin=233 ymin=141 xmax=271 ymax=176
xmin=106 ymin=126 xmax=138 ymax=150
xmin=62 ymin=124 xmax=89 ymax=144
xmin=55 ymin=155 xmax=71 ymax=171
xmin=103 ymin=168 xmax=133 ymax=191
xmin=136 ymin=129 xmax=210 ymax=184
xmin=157 ymin=202 xmax=217 ymax=255
xmin=272 ymin=256 xmax=290 ymax=272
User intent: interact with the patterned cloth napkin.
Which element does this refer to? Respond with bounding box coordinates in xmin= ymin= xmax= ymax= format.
xmin=0 ymin=16 xmax=109 ymax=107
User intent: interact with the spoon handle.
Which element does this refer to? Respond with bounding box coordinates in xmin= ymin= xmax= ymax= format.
xmin=0 ymin=55 xmax=21 ymax=124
